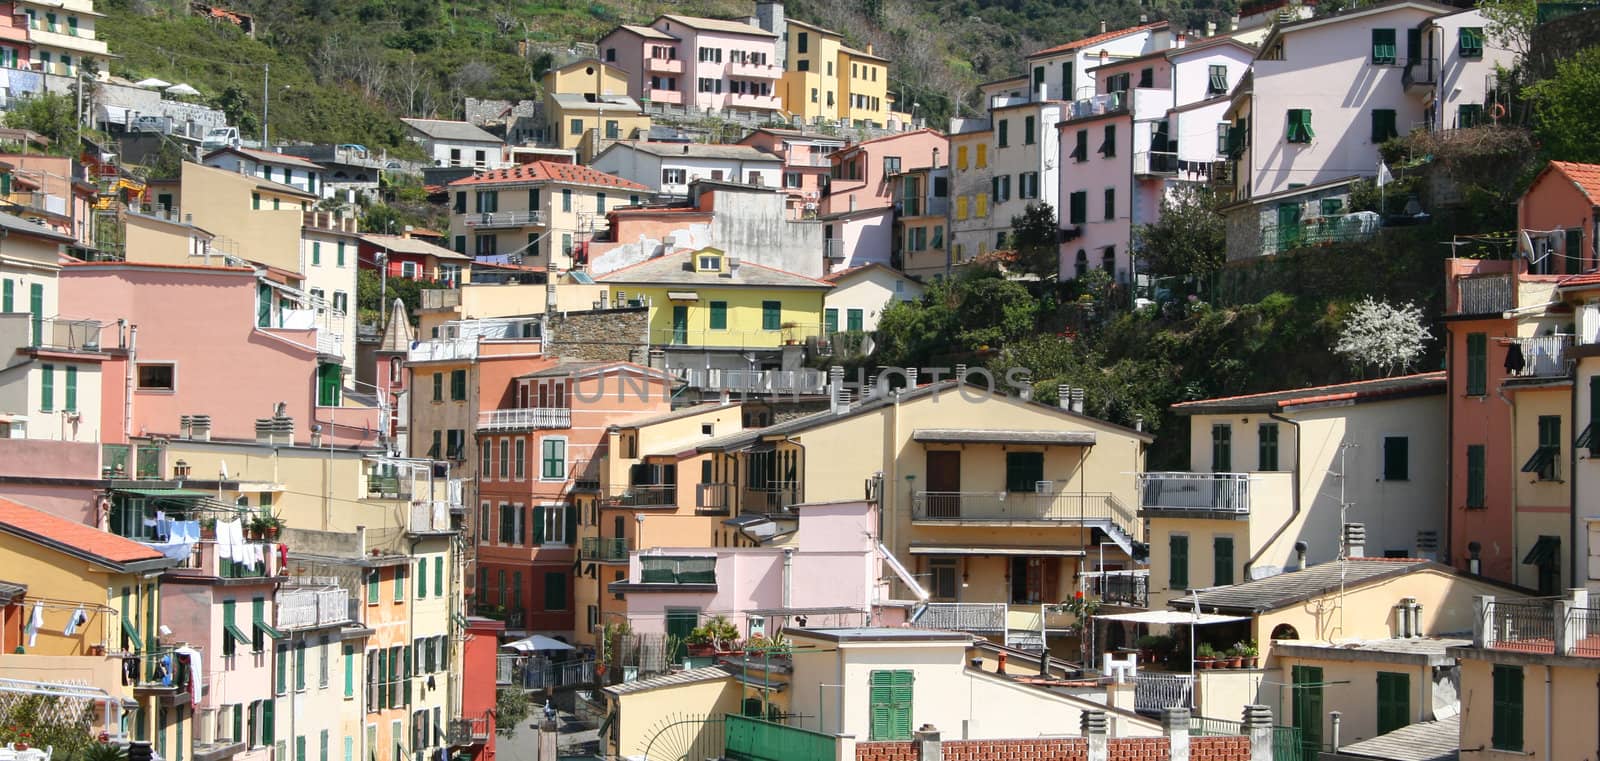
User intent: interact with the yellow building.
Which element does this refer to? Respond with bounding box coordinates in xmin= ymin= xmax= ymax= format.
xmin=446 ymin=162 xmax=649 ymax=271
xmin=573 ymin=402 xmax=745 ymax=646
xmin=145 ymin=162 xmax=316 ymax=272
xmin=595 ymin=247 xmax=830 ymax=349
xmin=541 ymin=59 xmax=652 ymax=163
xmin=696 ymin=379 xmax=1150 ymax=658
xmin=778 ymin=20 xmax=897 ymax=127
xmin=0 ymin=496 xmax=180 ymax=744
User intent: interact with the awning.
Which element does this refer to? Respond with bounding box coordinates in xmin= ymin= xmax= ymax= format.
xmin=1098 ymin=610 xmax=1249 ymax=625
xmin=908 ymin=545 xmax=1086 ymax=557
xmin=121 ymin=619 xmax=142 ymax=651
xmin=912 ymin=429 xmax=1096 ymax=446
xmin=1522 ymin=535 xmax=1561 ymax=566
xmin=1577 ymin=423 xmax=1594 ymax=451
xmin=1520 ymin=447 xmax=1557 ymax=475
xmin=115 ymin=488 xmax=211 ymax=498
xmin=223 ymin=622 xmax=252 ymax=647
xmin=732 ymin=673 xmax=788 ymax=691
xmin=254 ymin=620 xmax=285 ymax=640
xmin=878 ymin=543 xmax=929 ymax=601
xmin=666 ymin=291 xmax=699 ymax=301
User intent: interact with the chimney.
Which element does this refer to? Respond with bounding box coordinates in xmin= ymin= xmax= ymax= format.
xmin=1174 ymin=32 xmax=1187 ymax=48
xmin=1134 ymin=415 xmax=1145 ymax=432
xmin=913 ymin=725 xmax=941 ymax=761
xmin=1290 ymin=541 xmax=1308 ymax=571
xmin=1080 ymin=710 xmax=1108 ymax=761
xmin=1206 ymin=20 xmax=1218 ymax=36
xmin=355 ymin=525 xmax=367 ymax=557
xmin=954 ymin=363 xmax=968 ymax=383
xmin=190 ymin=414 xmax=212 ymax=442
xmin=1057 ymin=385 xmax=1071 ymax=410
xmin=255 ymin=418 xmax=274 ymax=445
xmin=1161 ymin=708 xmax=1191 ymax=761
xmin=865 ymin=43 xmax=874 ymax=56
xmin=828 ymin=366 xmax=846 ymax=415
xmin=1139 ymin=13 xmax=1148 ymax=23
xmin=907 ymin=367 xmax=918 ymax=387
xmin=1070 ymin=388 xmax=1085 ymax=414
xmin=1100 ymin=20 xmax=1108 ymax=33
xmin=1342 ymin=522 xmax=1366 ymax=559
xmin=179 ymin=415 xmax=192 ymax=439
xmin=1230 ymin=14 xmax=1241 ymax=31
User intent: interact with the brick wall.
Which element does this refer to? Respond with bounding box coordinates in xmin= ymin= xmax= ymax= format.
xmin=544 ymin=307 xmax=648 ymax=363
xmin=1190 ymin=736 xmax=1250 ymax=760
xmin=857 ymin=735 xmax=1250 ymax=761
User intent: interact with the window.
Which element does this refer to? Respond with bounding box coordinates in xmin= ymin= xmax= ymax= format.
xmin=137 ymin=363 xmax=176 ymax=391
xmin=1169 ymin=535 xmax=1189 ymax=589
xmin=1376 ymin=672 xmax=1410 ymax=735
xmin=1371 ymin=109 xmax=1398 ymax=142
xmin=252 ymin=192 xmax=261 ymax=210
xmin=1071 ymin=129 xmax=1088 ymax=162
xmin=319 ymin=637 xmax=330 ymax=687
xmin=1211 ymin=424 xmax=1232 ymax=471
xmin=1104 ymin=187 xmax=1115 ymax=220
xmin=824 ymin=308 xmax=838 ymax=334
xmin=1491 ymin=665 xmax=1523 ymax=751
xmin=784 ymin=171 xmax=801 ymax=188
xmin=366 ymin=569 xmax=379 ymax=604
xmin=316 ymin=363 xmax=342 ymax=407
xmin=955 ymin=196 xmax=968 ymax=220
xmin=1259 ymin=423 xmax=1280 ymax=471
xmin=1458 ymin=103 xmax=1484 ymax=128
xmin=1286 ymin=109 xmax=1315 ymax=143
xmin=990 ymin=175 xmax=1010 ymax=203
xmin=1460 ymin=27 xmax=1484 ymax=58
xmin=1383 ymin=435 xmax=1409 ymax=480
xmin=1466 ymin=444 xmax=1486 ymax=508
xmin=997 ymin=119 xmax=1009 ymax=148
xmin=928 ymin=559 xmax=957 ymax=600
xmin=597 ymin=193 xmax=607 ymax=214
xmin=867 ymin=670 xmax=913 ymax=740
xmin=539 ymin=506 xmax=569 ymax=545
xmin=498 ymin=438 xmax=509 ymax=479
xmin=311 ymin=241 xmax=321 ymax=266
xmin=761 ymin=301 xmax=781 ymax=331
xmin=1213 ymin=535 xmax=1234 ymax=586
xmin=1100 ymin=125 xmax=1116 ymax=157
xmin=541 ymin=438 xmax=567 ymax=480
xmin=1020 ymin=172 xmax=1039 ymax=199
xmin=1207 ymin=64 xmax=1229 ymax=95
xmin=975 ymin=144 xmax=987 ymax=168
xmin=697 ymin=254 xmax=721 ymax=271
xmin=847 ymin=309 xmax=864 ymax=333
xmin=39 ymin=363 xmax=52 ymax=412
xmin=1524 ymin=415 xmax=1561 ymax=481
xmin=709 ymin=301 xmax=728 ymax=330
xmin=276 ymin=644 xmax=289 ymax=695
xmin=393 ymin=565 xmax=405 ymax=602
xmin=956 ymin=145 xmax=968 ymax=169
xmin=514 ymin=438 xmax=526 ymax=480
xmin=1023 ymin=117 xmax=1035 ymax=146
xmin=1465 ymin=332 xmax=1487 ymax=394
xmin=662 ymin=168 xmax=686 ymax=185
xmin=1069 ymin=191 xmax=1087 ymax=225
xmin=883 ymin=156 xmax=901 ymax=176
xmin=498 ymin=503 xmax=516 ymax=544
xmin=976 ymin=194 xmax=987 ymax=217
xmin=1372 ymin=29 xmax=1397 ymax=64
xmin=544 ymin=572 xmax=567 ymax=610
xmin=1138 ymin=67 xmax=1154 ymax=88
xmin=475 ymin=190 xmax=498 ymax=213
xmin=1321 ymin=198 xmax=1344 ymax=216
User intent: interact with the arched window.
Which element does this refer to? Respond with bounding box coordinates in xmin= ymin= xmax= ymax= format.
xmin=1270 ymin=623 xmax=1299 ymax=640
xmin=1074 ymin=249 xmax=1087 ymax=278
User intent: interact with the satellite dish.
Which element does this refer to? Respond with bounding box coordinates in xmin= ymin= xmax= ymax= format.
xmin=1519 ymin=230 xmax=1534 ymax=257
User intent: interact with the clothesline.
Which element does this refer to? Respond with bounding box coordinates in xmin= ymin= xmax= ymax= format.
xmin=18 ymin=596 xmax=116 ymax=614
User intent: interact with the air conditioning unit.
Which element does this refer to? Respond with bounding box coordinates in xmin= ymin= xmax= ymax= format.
xmin=1035 ymin=480 xmax=1054 ymax=493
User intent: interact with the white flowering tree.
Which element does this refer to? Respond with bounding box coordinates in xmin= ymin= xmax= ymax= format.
xmin=1333 ymin=298 xmax=1433 ymax=377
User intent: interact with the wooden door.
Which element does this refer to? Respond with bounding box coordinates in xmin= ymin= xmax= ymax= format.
xmin=924 ymin=450 xmax=961 ymax=518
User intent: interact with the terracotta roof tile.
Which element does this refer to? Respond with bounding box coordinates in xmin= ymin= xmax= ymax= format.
xmin=447 ymin=161 xmax=649 ymax=191
xmin=1547 ymin=161 xmax=1600 ymax=204
xmin=1172 ymin=371 xmax=1446 ymax=413
xmin=1028 ymin=21 xmax=1168 ymax=58
xmin=0 ymin=497 xmax=163 ymax=566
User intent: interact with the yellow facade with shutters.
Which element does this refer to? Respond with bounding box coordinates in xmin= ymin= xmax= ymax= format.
xmin=598 ymin=248 xmax=830 ymax=349
xmin=778 ymin=21 xmax=897 ymax=126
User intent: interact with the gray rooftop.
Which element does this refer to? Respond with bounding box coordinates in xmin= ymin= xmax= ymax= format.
xmin=1175 ymin=559 xmax=1438 ymax=614
xmin=549 ymin=92 xmax=643 ymax=112
xmin=1328 ymin=715 xmax=1459 ymax=761
xmin=790 ymin=627 xmax=974 ymax=643
xmin=658 ymin=14 xmax=777 ymax=37
xmin=601 ymin=665 xmax=733 ymax=696
xmin=0 ymin=580 xmax=25 ymax=605
xmin=401 ymin=118 xmax=503 ymax=144
xmin=604 ymin=140 xmax=783 ymax=162
xmin=1272 ymin=637 xmax=1470 ymax=666
xmin=0 ymin=210 xmax=75 ymax=243
xmin=912 ymin=429 xmax=1096 ymax=446
xmin=596 ymin=250 xmax=829 ymax=289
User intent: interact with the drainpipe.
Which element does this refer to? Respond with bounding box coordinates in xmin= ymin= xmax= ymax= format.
xmin=1572 ymin=363 xmax=1581 ymax=589
xmin=1444 ymin=322 xmax=1456 ymax=566
xmin=1247 ymin=413 xmax=1302 ymax=576
xmin=781 ymin=548 xmax=795 ymax=609
xmin=1547 ymin=665 xmax=1554 ymax=759
xmin=123 ymin=324 xmax=136 ymax=441
xmin=1498 ymin=382 xmax=1517 ymax=586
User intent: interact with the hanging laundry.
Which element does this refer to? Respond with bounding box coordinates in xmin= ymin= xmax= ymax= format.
xmin=175 ymin=646 xmax=203 ymax=707
xmin=63 ymin=607 xmax=87 ymax=636
xmin=121 ymin=655 xmax=138 ymax=685
xmin=1505 ymin=341 xmax=1526 ymax=374
xmin=25 ymin=602 xmax=43 ymax=647
xmin=215 ymin=519 xmax=243 ymax=560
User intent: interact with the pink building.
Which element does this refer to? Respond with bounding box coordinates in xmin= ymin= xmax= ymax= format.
xmin=738 ymin=127 xmax=847 ymax=219
xmin=611 ymin=500 xmax=886 ymax=637
xmin=820 ymin=129 xmax=948 ymax=217
xmin=599 ymin=15 xmax=782 ymax=114
xmin=58 ymin=261 xmax=382 ymax=448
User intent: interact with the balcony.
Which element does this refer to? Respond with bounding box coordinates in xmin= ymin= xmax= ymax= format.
xmin=1069 ymin=91 xmax=1126 ymax=119
xmin=27 ymin=24 xmax=109 ymax=56
xmin=477 ymin=407 xmax=572 ymax=431
xmin=421 ymin=289 xmax=463 ymax=310
xmin=1138 ymin=472 xmax=1254 ymax=515
xmin=168 ymin=539 xmax=281 ymax=579
xmin=410 ymin=500 xmax=451 ymax=533
xmin=276 ymin=584 xmax=351 ymax=630
xmin=1476 ymin=591 xmax=1600 ymax=658
xmin=1456 ymin=273 xmax=1514 ymax=316
xmin=1133 ymin=151 xmax=1180 ymax=176
xmin=908 ymin=602 xmax=1006 ymax=633
xmin=824 ymin=238 xmax=846 ymax=261
xmin=407 ymin=337 xmax=478 ymax=362
xmin=1080 ymin=570 xmax=1149 ymax=608
xmin=447 ymin=711 xmax=493 ymax=746
xmin=601 ymin=484 xmax=677 ymax=508
xmin=639 ymin=555 xmax=716 ymax=584
xmin=1259 ymin=213 xmax=1382 ymax=256
xmin=1507 ymin=334 xmax=1573 ymax=379
xmin=643 ymin=88 xmax=683 ymax=105
xmin=652 ymin=324 xmax=822 ymax=349
xmin=674 ymin=367 xmax=828 ymax=394
xmin=0 ymin=314 xmax=107 ymax=353
xmin=367 ymin=472 xmax=413 ymax=500
xmin=646 ymin=56 xmax=683 ymax=74
xmin=728 ymin=60 xmax=780 ymax=78
xmin=788 ymin=152 xmax=835 ymax=168
xmin=130 ymin=648 xmax=194 ymax=697
xmin=1402 ymin=57 xmax=1437 ymax=93
xmin=695 ymin=483 xmax=731 ymax=515
xmin=580 ymin=536 xmax=629 ymax=562
xmin=912 ymin=490 xmax=1137 ymax=528
xmin=462 ymin=210 xmax=545 ymax=229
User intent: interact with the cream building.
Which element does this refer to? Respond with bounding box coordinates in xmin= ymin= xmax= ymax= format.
xmin=300 ymin=212 xmax=361 ymax=375
xmin=146 ymin=162 xmax=316 ymax=273
xmin=540 ymin=59 xmax=652 ymax=163
xmin=0 ymin=211 xmax=101 ymax=442
xmin=445 ymin=162 xmax=649 ymax=270
xmin=821 ymin=263 xmax=923 ymax=334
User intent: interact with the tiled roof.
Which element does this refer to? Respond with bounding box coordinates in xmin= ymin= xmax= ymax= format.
xmin=1545 ymin=160 xmax=1600 ymax=204
xmin=1171 ymin=371 xmax=1446 ymax=414
xmin=1028 ymin=21 xmax=1169 ymax=58
xmin=657 ymin=14 xmax=776 ymax=37
xmin=1332 ymin=716 xmax=1459 ymax=761
xmin=447 ymin=161 xmax=648 ymax=190
xmin=1173 ymin=558 xmax=1438 ymax=614
xmin=618 ymin=402 xmax=740 ymax=429
xmin=602 ymin=665 xmax=733 ymax=695
xmin=615 ymin=24 xmax=677 ymax=40
xmin=836 ymin=128 xmax=946 ymax=155
xmin=0 ymin=497 xmax=166 ymax=569
xmin=206 ymin=146 xmax=323 ymax=170
xmin=357 ymin=234 xmax=472 ymax=261
xmin=596 ymin=249 xmax=832 ymax=288
xmin=400 ymin=118 xmax=503 ymax=144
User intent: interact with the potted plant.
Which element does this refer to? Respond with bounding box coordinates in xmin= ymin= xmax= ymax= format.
xmin=1234 ymin=640 xmax=1259 ymax=669
xmin=699 ymin=615 xmax=741 ymax=653
xmin=250 ymin=512 xmax=284 ymax=540
xmin=1196 ymin=643 xmax=1218 ymax=669
xmin=199 ymin=517 xmax=217 ymax=540
xmin=684 ymin=626 xmax=716 ymax=657
xmin=1222 ymin=646 xmax=1243 ymax=669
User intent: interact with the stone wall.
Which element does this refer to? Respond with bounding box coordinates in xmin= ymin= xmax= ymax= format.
xmin=545 ymin=306 xmax=649 ymax=363
xmin=1529 ymin=8 xmax=1600 ymax=81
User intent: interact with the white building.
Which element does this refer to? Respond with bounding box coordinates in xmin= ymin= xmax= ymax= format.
xmin=589 ymin=141 xmax=783 ymax=199
xmin=822 ymin=263 xmax=923 ymax=334
xmin=0 ymin=211 xmax=101 ymax=442
xmin=401 ymin=118 xmax=508 ymax=170
xmin=300 ymin=212 xmax=362 ymax=375
xmin=18 ymin=0 xmax=110 ymax=78
xmin=204 ymin=147 xmax=329 ymax=199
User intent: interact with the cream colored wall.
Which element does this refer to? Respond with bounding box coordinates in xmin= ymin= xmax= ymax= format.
xmin=545 ymin=62 xmax=630 ymax=97
xmin=838 ymin=52 xmax=891 ymax=125
xmin=1146 ymin=516 xmax=1252 ymax=611
xmin=1194 ymin=669 xmax=1264 ymax=724
xmin=1512 ymin=387 xmax=1570 ymax=590
xmin=550 ymin=106 xmax=652 ymax=160
xmin=1457 ymin=657 xmax=1597 ymax=761
xmin=824 ymin=270 xmax=921 ymax=332
xmin=124 ymin=214 xmax=209 ymax=264
xmin=178 ymin=162 xmax=308 ymax=271
xmin=0 ymin=531 xmax=143 ymax=657
xmin=613 ymin=678 xmax=741 ymax=758
xmin=1274 ymin=655 xmax=1433 ymax=748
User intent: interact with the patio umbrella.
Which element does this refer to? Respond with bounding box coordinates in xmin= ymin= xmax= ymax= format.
xmin=165 ymin=83 xmax=201 ymax=97
xmin=501 ymin=634 xmax=576 ymax=653
xmin=133 ymin=78 xmax=171 ymax=89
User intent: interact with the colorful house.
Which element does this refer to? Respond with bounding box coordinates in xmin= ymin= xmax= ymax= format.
xmin=597 ymin=15 xmax=782 ymax=115
xmin=445 ymin=161 xmax=649 ymax=270
xmin=737 ymin=127 xmax=847 ymax=220
xmin=358 ymin=232 xmax=472 ymax=285
xmin=145 ymin=162 xmax=316 ymax=273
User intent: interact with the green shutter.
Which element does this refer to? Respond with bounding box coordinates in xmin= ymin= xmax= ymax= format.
xmin=533 ymin=505 xmax=545 ymax=545
xmin=1466 ymin=445 xmax=1486 ymax=508
xmin=1211 ymin=424 xmax=1232 ymax=471
xmin=276 ymin=644 xmax=288 ymax=694
xmin=39 ymin=363 xmax=52 ymax=412
xmin=1004 ymin=452 xmax=1044 ymax=492
xmin=824 ymin=308 xmax=838 ymax=334
xmin=295 ymin=641 xmax=306 ymax=691
xmin=1169 ymin=535 xmax=1189 ymax=589
xmin=847 ymin=309 xmax=863 ymax=332
xmin=761 ymin=301 xmax=781 ymax=331
xmin=1371 ymin=109 xmax=1397 ymax=142
xmin=394 ymin=565 xmax=404 ymax=601
xmin=1372 ymin=29 xmax=1397 ymax=64
xmin=1466 ymin=333 xmax=1487 ymax=394
xmin=1213 ymin=536 xmax=1234 ymax=586
xmin=1069 ymin=191 xmax=1086 ymax=224
xmin=434 ymin=556 xmax=444 ymax=597
xmin=2 ymin=278 xmax=11 ymax=312
xmin=343 ymin=644 xmax=354 ymax=698
xmin=337 ymin=242 xmax=346 ymax=266
xmin=311 ymin=242 xmax=321 ymax=266
xmin=710 ymin=301 xmax=728 ymax=330
xmin=1492 ymin=665 xmax=1523 ymax=751
xmin=367 ymin=570 xmax=378 ymax=604
xmin=1384 ymin=436 xmax=1409 ymax=480
xmin=64 ymin=365 xmax=76 ymax=412
xmin=1590 ymin=377 xmax=1600 ymax=456
xmin=1258 ymin=423 xmax=1279 ymax=471
xmin=1287 ymin=109 xmax=1315 ymax=143
xmin=545 ymin=571 xmax=566 ymax=610
xmin=296 ymin=736 xmax=306 ymax=761
xmin=1376 ymin=672 xmax=1410 ymax=734
xmin=223 ymin=600 xmax=238 ymax=657
xmin=567 ymin=504 xmax=578 ymax=544
xmin=1460 ymin=27 xmax=1484 ymax=58
xmin=416 ymin=559 xmax=427 ymax=599
xmin=320 ymin=730 xmax=329 ymax=761
xmin=262 ymin=699 xmax=275 ymax=744
xmin=868 ymin=670 xmax=913 ymax=740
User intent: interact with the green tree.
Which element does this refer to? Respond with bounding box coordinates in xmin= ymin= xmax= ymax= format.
xmin=1008 ymin=202 xmax=1060 ymax=278
xmin=1528 ymin=46 xmax=1600 ymax=163
xmin=357 ymin=268 xmax=442 ymax=328
xmin=5 ymin=93 xmax=78 ymax=149
xmin=1476 ymin=0 xmax=1536 ymax=57
xmin=1134 ymin=184 xmax=1228 ymax=277
xmin=213 ymin=84 xmax=259 ymax=138
xmin=495 ymin=687 xmax=530 ymax=736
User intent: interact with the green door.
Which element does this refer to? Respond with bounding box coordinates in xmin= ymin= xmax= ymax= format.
xmin=1376 ymin=671 xmax=1410 ymax=735
xmin=29 ymin=282 xmax=42 ymax=346
xmin=1292 ymin=665 xmax=1324 ymax=757
xmin=665 ymin=608 xmax=698 ymax=661
xmin=1276 ymin=203 xmax=1303 ymax=253
xmin=671 ymin=305 xmax=688 ymax=345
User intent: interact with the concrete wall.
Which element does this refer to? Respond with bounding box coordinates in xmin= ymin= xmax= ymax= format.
xmin=1273 ymin=654 xmax=1438 ymax=749
xmin=612 ymin=677 xmax=742 ymax=758
xmin=174 ymin=162 xmax=309 ymax=271
xmin=1456 ymin=655 xmax=1598 ymax=761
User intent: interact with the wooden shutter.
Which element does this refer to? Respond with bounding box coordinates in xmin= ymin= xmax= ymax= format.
xmin=1213 ymin=536 xmax=1234 ymax=586
xmin=1492 ymin=665 xmax=1523 ymax=750
xmin=1466 ymin=333 xmax=1487 ymax=394
xmin=262 ymin=699 xmax=275 ymax=744
xmin=533 ymin=505 xmax=546 ymax=545
xmin=1467 ymin=445 xmax=1486 ymax=507
xmin=567 ymin=505 xmax=579 ymax=543
xmin=1170 ymin=535 xmax=1189 ymax=589
xmin=1376 ymin=672 xmax=1410 ymax=734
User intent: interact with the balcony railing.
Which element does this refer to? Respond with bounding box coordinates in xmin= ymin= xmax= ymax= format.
xmin=1139 ymin=473 xmax=1252 ymax=514
xmin=1402 ymin=57 xmax=1437 ymax=91
xmin=0 ymin=314 xmax=107 ymax=353
xmin=1259 ymin=212 xmax=1381 ymax=256
xmin=675 ymin=367 xmax=828 ymax=394
xmin=276 ymin=586 xmax=351 ymax=630
xmin=462 ymin=210 xmax=545 ymax=228
xmin=1069 ymin=91 xmax=1126 ymax=119
xmin=744 ymin=481 xmax=801 ymax=513
xmin=477 ymin=407 xmax=572 ymax=431
xmin=728 ymin=60 xmax=779 ymax=77
xmin=601 ymin=485 xmax=676 ymax=508
xmin=130 ymin=648 xmax=194 ymax=692
xmin=789 ymin=152 xmax=834 ymax=168
xmin=1135 ymin=674 xmax=1194 ymax=712
xmin=407 ymin=337 xmax=478 ymax=362
xmin=824 ymin=238 xmax=845 ymax=260
xmin=367 ymin=473 xmax=413 ymax=500
xmin=1133 ymin=151 xmax=1180 ymax=176
xmin=170 ymin=540 xmax=279 ymax=579
xmin=1508 ymin=334 xmax=1572 ymax=378
xmin=646 ymin=56 xmax=683 ymax=74
xmin=652 ymin=324 xmax=823 ymax=349
xmin=579 ymin=537 xmax=629 ymax=562
xmin=1483 ymin=599 xmax=1560 ymax=654
xmin=410 ymin=501 xmax=451 ymax=532
xmin=912 ymin=490 xmax=1137 ymax=527
xmin=696 ymin=483 xmax=732 ymax=515
xmin=639 ymin=556 xmax=716 ymax=584
xmin=1456 ymin=273 xmax=1513 ymax=315
xmin=446 ymin=711 xmax=493 ymax=746
xmin=1080 ymin=570 xmax=1149 ymax=608
xmin=909 ymin=602 xmax=1007 ymax=633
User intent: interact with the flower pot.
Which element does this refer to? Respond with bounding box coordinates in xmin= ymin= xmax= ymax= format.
xmin=1244 ymin=656 xmax=1258 ymax=669
xmin=1196 ymin=657 xmax=1213 ymax=670
xmin=265 ymin=525 xmax=280 ymax=539
xmin=88 ymin=644 xmax=105 ymax=656
xmin=1225 ymin=656 xmax=1242 ymax=669
xmin=687 ymin=644 xmax=715 ymax=657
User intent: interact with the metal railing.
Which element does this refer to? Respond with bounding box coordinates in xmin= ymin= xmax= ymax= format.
xmin=367 ymin=473 xmax=412 ymax=499
xmin=1133 ymin=151 xmax=1180 ymax=176
xmin=1135 ymin=673 xmax=1194 ymax=712
xmin=912 ymin=489 xmax=1134 ymax=524
xmin=407 ymin=337 xmax=478 ymax=362
xmin=1139 ymin=473 xmax=1252 ymax=514
xmin=1487 ymin=600 xmax=1559 ymax=654
xmin=696 ymin=483 xmax=731 ymax=515
xmin=1571 ymin=607 xmax=1600 ymax=657
xmin=909 ymin=602 xmax=1007 ymax=633
xmin=1069 ymin=91 xmax=1126 ymax=119
xmin=1403 ymin=57 xmax=1438 ymax=89
xmin=1186 ymin=716 xmax=1302 ymax=761
xmin=725 ymin=715 xmax=836 ymax=761
xmin=174 ymin=540 xmax=277 ymax=578
xmin=1081 ymin=570 xmax=1149 ymax=608
xmin=1507 ymin=334 xmax=1572 ymax=378
xmin=602 ymin=484 xmax=676 ymax=508
xmin=653 ymin=325 xmax=823 ymax=349
xmin=477 ymin=407 xmax=572 ymax=431
xmin=463 ymin=210 xmax=545 ymax=228
xmin=497 ymin=655 xmax=597 ymax=689
xmin=675 ymin=367 xmax=828 ymax=394
xmin=824 ymin=238 xmax=845 ymax=260
xmin=1259 ymin=212 xmax=1381 ymax=256
xmin=742 ymin=481 xmax=802 ymax=513
xmin=277 ymin=586 xmax=351 ymax=630
xmin=446 ymin=711 xmax=493 ymax=745
xmin=580 ymin=537 xmax=629 ymax=562
xmin=1457 ymin=274 xmax=1513 ymax=315
xmin=130 ymin=648 xmax=193 ymax=690
xmin=640 ymin=555 xmax=716 ymax=584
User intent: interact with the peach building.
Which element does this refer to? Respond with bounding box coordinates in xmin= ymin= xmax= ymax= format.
xmin=738 ymin=127 xmax=846 ymax=220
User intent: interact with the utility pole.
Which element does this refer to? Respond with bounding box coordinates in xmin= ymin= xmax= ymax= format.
xmin=261 ymin=63 xmax=269 ymax=148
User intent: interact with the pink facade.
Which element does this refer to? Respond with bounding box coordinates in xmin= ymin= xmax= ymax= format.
xmin=1520 ymin=162 xmax=1598 ymax=274
xmin=1058 ymin=109 xmax=1132 ymax=281
xmin=618 ymin=500 xmax=884 ymax=634
xmin=821 ymin=129 xmax=948 ymax=217
xmin=821 ymin=210 xmax=893 ymax=273
xmin=58 ymin=262 xmax=381 ymax=447
xmin=599 ymin=16 xmax=781 ymax=113
xmin=738 ymin=129 xmax=843 ymax=219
